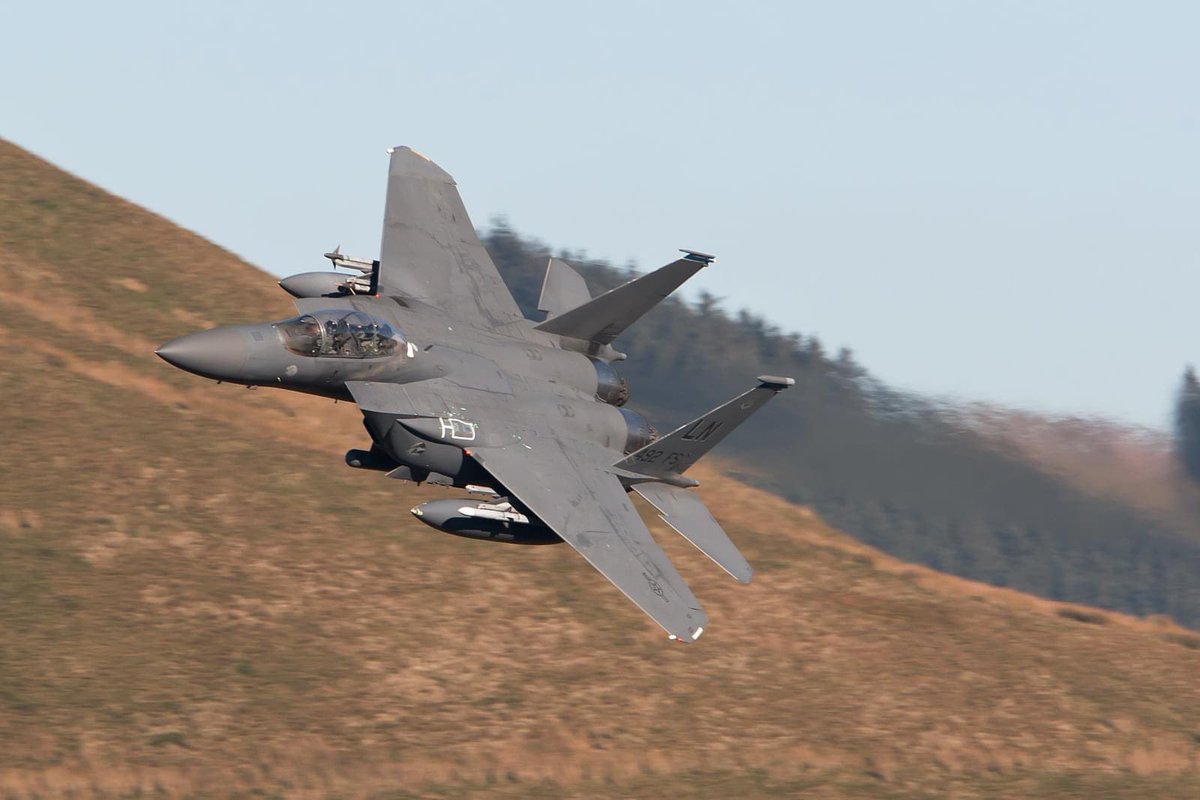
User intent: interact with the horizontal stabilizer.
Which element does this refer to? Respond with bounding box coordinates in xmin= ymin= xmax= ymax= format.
xmin=634 ymin=482 xmax=752 ymax=582
xmin=616 ymin=376 xmax=793 ymax=478
xmin=537 ymin=258 xmax=592 ymax=319
xmin=533 ymin=253 xmax=709 ymax=345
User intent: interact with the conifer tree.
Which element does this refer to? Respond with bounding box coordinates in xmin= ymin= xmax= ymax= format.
xmin=1175 ymin=365 xmax=1200 ymax=482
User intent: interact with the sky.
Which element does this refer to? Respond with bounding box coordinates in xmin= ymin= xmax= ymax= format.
xmin=3 ymin=1 xmax=1196 ymax=428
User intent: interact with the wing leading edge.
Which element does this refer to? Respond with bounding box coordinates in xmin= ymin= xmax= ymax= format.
xmin=470 ymin=441 xmax=708 ymax=642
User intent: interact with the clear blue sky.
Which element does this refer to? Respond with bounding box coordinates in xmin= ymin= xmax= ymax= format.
xmin=4 ymin=1 xmax=1196 ymax=427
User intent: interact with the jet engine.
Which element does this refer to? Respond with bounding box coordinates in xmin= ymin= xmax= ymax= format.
xmin=411 ymin=498 xmax=562 ymax=545
xmin=591 ymin=358 xmax=629 ymax=406
xmin=619 ymin=408 xmax=657 ymax=453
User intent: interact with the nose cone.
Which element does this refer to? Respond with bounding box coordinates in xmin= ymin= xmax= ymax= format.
xmin=156 ymin=327 xmax=249 ymax=381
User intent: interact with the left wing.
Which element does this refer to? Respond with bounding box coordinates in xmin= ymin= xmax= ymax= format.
xmin=470 ymin=441 xmax=708 ymax=642
xmin=377 ymin=147 xmax=525 ymax=329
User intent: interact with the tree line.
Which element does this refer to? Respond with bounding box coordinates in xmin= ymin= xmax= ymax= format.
xmin=1176 ymin=366 xmax=1200 ymax=484
xmin=484 ymin=222 xmax=1200 ymax=628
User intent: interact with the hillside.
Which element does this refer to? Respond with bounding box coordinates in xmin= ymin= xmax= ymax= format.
xmin=2 ymin=138 xmax=1200 ymax=798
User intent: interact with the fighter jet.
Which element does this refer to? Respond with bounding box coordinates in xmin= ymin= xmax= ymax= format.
xmin=157 ymin=147 xmax=792 ymax=642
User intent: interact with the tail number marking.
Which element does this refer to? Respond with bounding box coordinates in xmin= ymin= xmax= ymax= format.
xmin=630 ymin=449 xmax=684 ymax=471
xmin=681 ymin=420 xmax=723 ymax=442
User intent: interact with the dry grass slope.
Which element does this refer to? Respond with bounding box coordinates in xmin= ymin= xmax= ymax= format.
xmin=1 ymin=139 xmax=1199 ymax=798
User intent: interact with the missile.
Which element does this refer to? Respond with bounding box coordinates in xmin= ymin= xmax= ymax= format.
xmin=323 ymin=246 xmax=376 ymax=273
xmin=410 ymin=498 xmax=561 ymax=545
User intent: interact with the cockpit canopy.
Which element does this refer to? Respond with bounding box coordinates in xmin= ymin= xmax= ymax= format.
xmin=275 ymin=310 xmax=406 ymax=359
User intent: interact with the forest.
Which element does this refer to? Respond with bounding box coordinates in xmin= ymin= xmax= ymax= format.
xmin=484 ymin=222 xmax=1200 ymax=627
xmin=1176 ymin=366 xmax=1200 ymax=484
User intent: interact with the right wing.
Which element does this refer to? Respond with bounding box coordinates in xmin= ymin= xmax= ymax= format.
xmin=378 ymin=147 xmax=525 ymax=329
xmin=470 ymin=440 xmax=708 ymax=642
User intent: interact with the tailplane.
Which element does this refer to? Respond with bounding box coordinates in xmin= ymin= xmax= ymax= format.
xmin=615 ymin=375 xmax=794 ymax=479
xmin=534 ymin=250 xmax=713 ymax=348
xmin=633 ymin=482 xmax=753 ymax=582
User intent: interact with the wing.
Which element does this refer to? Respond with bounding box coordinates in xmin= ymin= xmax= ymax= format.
xmin=378 ymin=147 xmax=525 ymax=328
xmin=470 ymin=441 xmax=709 ymax=642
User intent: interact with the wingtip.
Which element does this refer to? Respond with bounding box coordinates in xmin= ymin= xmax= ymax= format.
xmin=668 ymin=625 xmax=705 ymax=643
xmin=387 ymin=145 xmax=455 ymax=183
xmin=667 ymin=611 xmax=709 ymax=643
xmin=386 ymin=145 xmax=433 ymax=160
xmin=757 ymin=375 xmax=795 ymax=389
xmin=679 ymin=248 xmax=716 ymax=265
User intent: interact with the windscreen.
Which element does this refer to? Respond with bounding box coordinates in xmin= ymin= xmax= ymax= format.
xmin=276 ymin=310 xmax=405 ymax=359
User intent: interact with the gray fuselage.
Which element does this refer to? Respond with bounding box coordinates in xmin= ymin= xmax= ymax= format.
xmin=156 ymin=293 xmax=650 ymax=487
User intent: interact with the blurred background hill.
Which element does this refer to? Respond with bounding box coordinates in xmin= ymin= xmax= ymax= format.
xmin=2 ymin=139 xmax=1199 ymax=798
xmin=484 ymin=224 xmax=1200 ymax=627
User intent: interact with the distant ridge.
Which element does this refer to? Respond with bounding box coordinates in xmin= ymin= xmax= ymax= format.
xmin=482 ymin=222 xmax=1200 ymax=628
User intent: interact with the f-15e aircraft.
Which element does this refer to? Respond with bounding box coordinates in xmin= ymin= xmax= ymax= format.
xmin=157 ymin=147 xmax=792 ymax=642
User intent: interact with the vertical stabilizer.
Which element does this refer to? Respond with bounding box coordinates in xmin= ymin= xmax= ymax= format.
xmin=537 ymin=258 xmax=592 ymax=319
